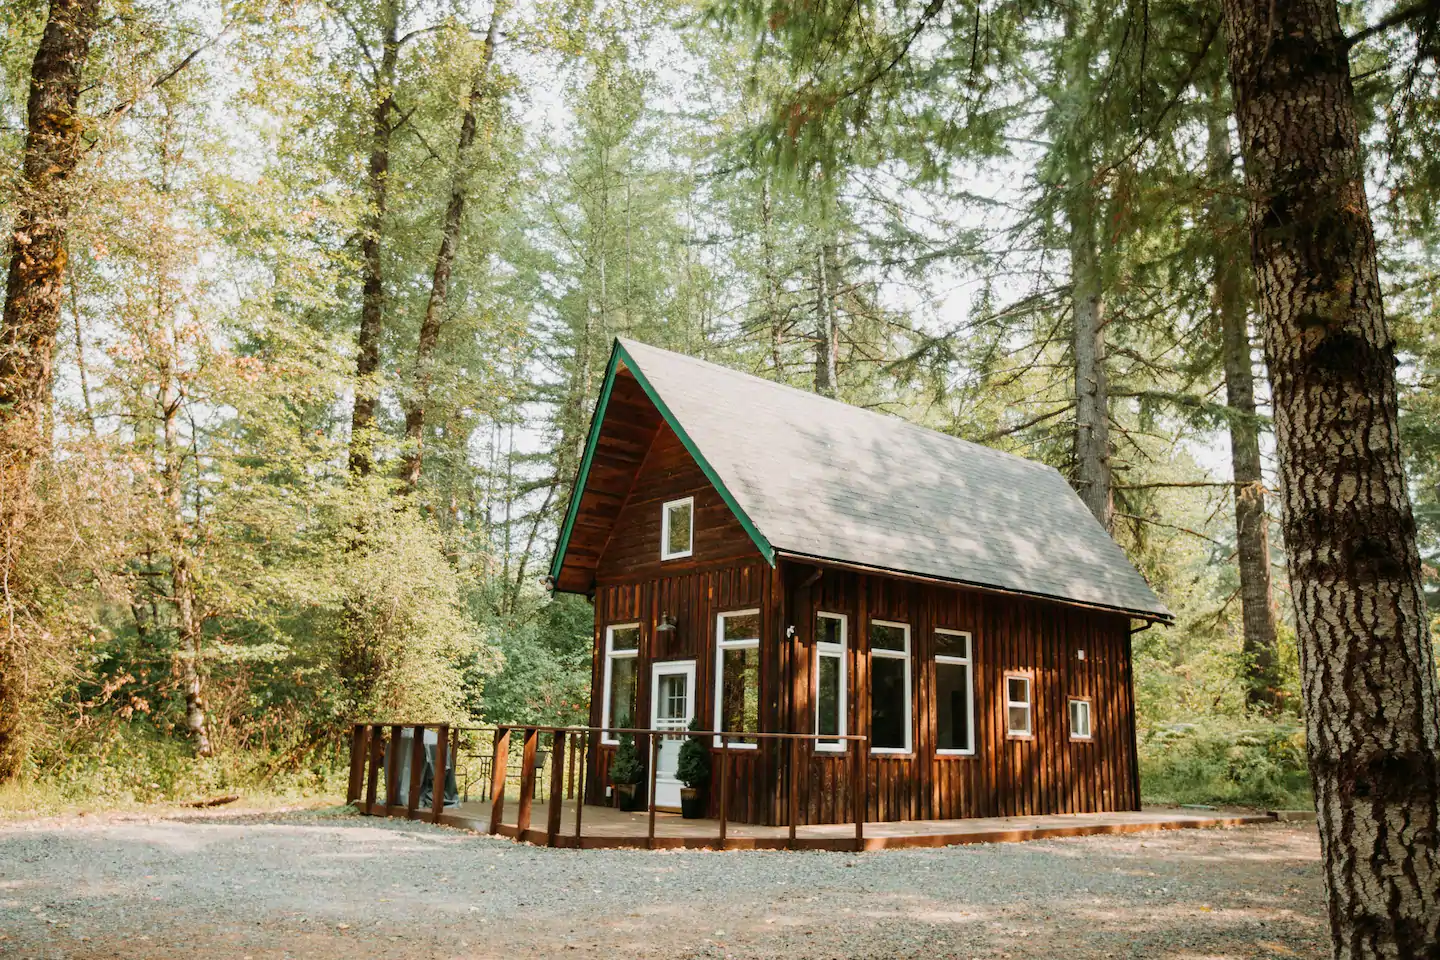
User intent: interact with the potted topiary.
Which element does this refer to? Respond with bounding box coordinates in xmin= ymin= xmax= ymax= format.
xmin=608 ymin=733 xmax=644 ymax=811
xmin=675 ymin=718 xmax=710 ymax=819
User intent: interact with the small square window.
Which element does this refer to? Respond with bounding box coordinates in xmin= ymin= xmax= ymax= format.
xmin=1005 ymin=674 xmax=1032 ymax=738
xmin=661 ymin=497 xmax=694 ymax=560
xmin=1069 ymin=698 xmax=1092 ymax=740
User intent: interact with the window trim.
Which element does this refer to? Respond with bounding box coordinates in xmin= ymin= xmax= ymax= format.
xmin=868 ymin=619 xmax=913 ymax=755
xmin=814 ymin=612 xmax=848 ymax=753
xmin=1004 ymin=671 xmax=1034 ymax=739
xmin=1069 ymin=697 xmax=1093 ymax=741
xmin=600 ymin=623 xmax=641 ymax=745
xmin=934 ymin=628 xmax=976 ymax=757
xmin=660 ymin=496 xmax=695 ymax=561
xmin=713 ymin=608 xmax=761 ymax=749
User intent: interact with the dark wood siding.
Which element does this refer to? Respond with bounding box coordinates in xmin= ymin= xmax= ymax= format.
xmin=785 ymin=563 xmax=1140 ymax=825
xmin=594 ymin=421 xmax=758 ymax=584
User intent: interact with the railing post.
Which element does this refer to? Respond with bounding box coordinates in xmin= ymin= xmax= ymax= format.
xmin=346 ymin=724 xmax=367 ymax=806
xmin=364 ymin=725 xmax=383 ymax=813
xmin=385 ymin=723 xmax=404 ymax=810
xmin=573 ymin=729 xmax=588 ymax=846
xmin=406 ymin=724 xmax=427 ymax=819
xmin=647 ymin=733 xmax=660 ymax=849
xmin=431 ymin=723 xmax=449 ymax=824
xmin=488 ymin=727 xmax=510 ymax=834
xmin=788 ymin=737 xmax=799 ymax=849
xmin=852 ymin=738 xmax=865 ymax=851
xmin=718 ymin=735 xmax=729 ymax=850
xmin=546 ymin=731 xmax=565 ymax=846
xmin=516 ymin=727 xmax=539 ymax=836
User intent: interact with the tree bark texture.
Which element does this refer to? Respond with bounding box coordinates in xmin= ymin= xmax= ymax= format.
xmin=1205 ymin=80 xmax=1282 ymax=710
xmin=348 ymin=1 xmax=400 ymax=479
xmin=1220 ymin=2 xmax=1440 ymax=955
xmin=0 ymin=0 xmax=100 ymax=783
xmin=401 ymin=3 xmax=503 ymax=492
xmin=161 ymin=356 xmax=210 ymax=757
xmin=1063 ymin=7 xmax=1113 ymax=532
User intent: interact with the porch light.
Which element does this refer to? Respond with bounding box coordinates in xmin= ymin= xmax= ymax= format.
xmin=656 ymin=612 xmax=678 ymax=633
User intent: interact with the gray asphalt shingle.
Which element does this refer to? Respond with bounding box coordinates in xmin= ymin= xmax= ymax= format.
xmin=616 ymin=338 xmax=1171 ymax=621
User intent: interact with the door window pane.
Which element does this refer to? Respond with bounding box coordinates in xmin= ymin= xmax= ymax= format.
xmin=870 ymin=656 xmax=908 ymax=749
xmin=936 ymin=661 xmax=972 ymax=752
xmin=660 ymin=674 xmax=688 ymax=721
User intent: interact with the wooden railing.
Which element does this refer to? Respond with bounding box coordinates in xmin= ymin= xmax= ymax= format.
xmin=346 ymin=722 xmax=869 ymax=850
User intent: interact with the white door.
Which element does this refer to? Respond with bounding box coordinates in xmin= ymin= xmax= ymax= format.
xmin=649 ymin=660 xmax=696 ymax=810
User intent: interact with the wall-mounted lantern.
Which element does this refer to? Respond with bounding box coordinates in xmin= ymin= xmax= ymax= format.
xmin=655 ymin=612 xmax=678 ymax=634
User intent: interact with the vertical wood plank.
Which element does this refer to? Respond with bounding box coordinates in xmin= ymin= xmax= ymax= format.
xmin=516 ymin=727 xmax=538 ymax=834
xmin=574 ymin=729 xmax=588 ymax=844
xmin=488 ymin=727 xmax=510 ymax=834
xmin=385 ymin=724 xmax=403 ymax=809
xmin=547 ymin=731 xmax=566 ymax=845
xmin=431 ymin=723 xmax=449 ymax=823
xmin=406 ymin=724 xmax=427 ymax=819
xmin=364 ymin=725 xmax=383 ymax=814
xmin=346 ymin=724 xmax=365 ymax=805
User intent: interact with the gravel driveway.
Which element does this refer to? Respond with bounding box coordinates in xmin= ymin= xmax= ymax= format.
xmin=1 ymin=808 xmax=1326 ymax=959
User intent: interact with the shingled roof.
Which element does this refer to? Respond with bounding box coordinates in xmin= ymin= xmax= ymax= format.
xmin=551 ymin=338 xmax=1171 ymax=622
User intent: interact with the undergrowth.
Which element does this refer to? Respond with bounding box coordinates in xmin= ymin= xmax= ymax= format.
xmin=1139 ymin=718 xmax=1312 ymax=810
xmin=0 ymin=724 xmax=348 ymax=818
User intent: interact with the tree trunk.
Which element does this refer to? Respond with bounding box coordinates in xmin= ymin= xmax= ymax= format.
xmin=160 ymin=354 xmax=210 ymax=757
xmin=1220 ymin=2 xmax=1440 ymax=955
xmin=401 ymin=4 xmax=504 ymax=492
xmin=761 ymin=179 xmax=784 ymax=376
xmin=0 ymin=0 xmax=100 ymax=783
xmin=813 ymin=242 xmax=839 ymax=398
xmin=1205 ymin=79 xmax=1281 ymax=710
xmin=1062 ymin=7 xmax=1112 ymax=531
xmin=348 ymin=1 xmax=401 ymax=479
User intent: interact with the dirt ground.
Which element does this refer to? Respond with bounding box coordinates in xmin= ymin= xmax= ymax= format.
xmin=0 ymin=807 xmax=1327 ymax=959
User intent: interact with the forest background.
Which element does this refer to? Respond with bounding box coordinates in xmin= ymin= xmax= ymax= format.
xmin=0 ymin=0 xmax=1435 ymax=814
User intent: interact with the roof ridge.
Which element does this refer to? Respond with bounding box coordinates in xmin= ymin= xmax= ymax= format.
xmin=616 ymin=337 xmax=1052 ymax=474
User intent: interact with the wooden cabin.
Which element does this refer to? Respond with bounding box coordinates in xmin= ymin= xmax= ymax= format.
xmin=548 ymin=338 xmax=1171 ymax=826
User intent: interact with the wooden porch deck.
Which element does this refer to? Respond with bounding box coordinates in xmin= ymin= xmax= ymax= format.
xmin=425 ymin=799 xmax=1273 ymax=850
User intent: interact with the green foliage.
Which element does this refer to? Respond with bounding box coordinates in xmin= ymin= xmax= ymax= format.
xmin=608 ymin=733 xmax=644 ymax=785
xmin=675 ymin=718 xmax=710 ymax=788
xmin=1139 ymin=719 xmax=1312 ymax=810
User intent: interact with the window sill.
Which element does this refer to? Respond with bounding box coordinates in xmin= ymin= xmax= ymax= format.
xmin=935 ymin=749 xmax=976 ymax=758
xmin=814 ymin=744 xmax=848 ymax=754
xmin=1006 ymin=732 xmax=1034 ymax=741
xmin=1070 ymin=735 xmax=1093 ymax=742
xmin=660 ymin=550 xmax=694 ymax=562
xmin=711 ymin=739 xmax=758 ymax=750
xmin=870 ymin=747 xmax=913 ymax=756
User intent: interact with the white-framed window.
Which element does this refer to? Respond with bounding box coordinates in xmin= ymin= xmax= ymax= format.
xmin=868 ymin=620 xmax=912 ymax=754
xmin=814 ymin=612 xmax=847 ymax=752
xmin=934 ymin=629 xmax=975 ymax=755
xmin=713 ymin=609 xmax=760 ymax=747
xmin=1005 ymin=674 xmax=1033 ymax=738
xmin=1069 ymin=698 xmax=1092 ymax=740
xmin=601 ymin=623 xmax=640 ymax=744
xmin=660 ymin=496 xmax=694 ymax=560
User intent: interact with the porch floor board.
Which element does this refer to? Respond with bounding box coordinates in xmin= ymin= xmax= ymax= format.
xmin=414 ymin=799 xmax=1273 ymax=850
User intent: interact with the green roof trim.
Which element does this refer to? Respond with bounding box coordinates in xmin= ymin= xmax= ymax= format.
xmin=548 ymin=341 xmax=775 ymax=585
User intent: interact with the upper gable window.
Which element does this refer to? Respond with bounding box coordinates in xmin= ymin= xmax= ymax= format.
xmin=661 ymin=497 xmax=694 ymax=560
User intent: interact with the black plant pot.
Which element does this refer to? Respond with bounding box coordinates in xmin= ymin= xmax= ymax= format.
xmin=615 ymin=783 xmax=641 ymax=812
xmin=680 ymin=786 xmax=705 ymax=819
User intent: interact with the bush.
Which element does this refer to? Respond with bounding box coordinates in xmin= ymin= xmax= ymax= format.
xmin=608 ymin=733 xmax=643 ymax=786
xmin=1139 ymin=718 xmax=1312 ymax=810
xmin=675 ymin=718 xmax=709 ymax=788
